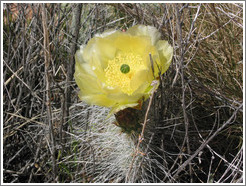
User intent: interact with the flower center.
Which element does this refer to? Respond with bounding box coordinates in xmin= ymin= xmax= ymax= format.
xmin=120 ymin=64 xmax=130 ymax=74
xmin=104 ymin=53 xmax=145 ymax=95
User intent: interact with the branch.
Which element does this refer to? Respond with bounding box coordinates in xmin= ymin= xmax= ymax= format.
xmin=64 ymin=3 xmax=82 ymax=132
xmin=42 ymin=3 xmax=57 ymax=181
xmin=172 ymin=103 xmax=243 ymax=180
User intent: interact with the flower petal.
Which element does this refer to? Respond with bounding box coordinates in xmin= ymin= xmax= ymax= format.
xmin=113 ymin=33 xmax=152 ymax=55
xmin=79 ymin=93 xmax=116 ymax=107
xmin=106 ymin=92 xmax=140 ymax=104
xmin=74 ymin=70 xmax=100 ymax=95
xmin=109 ymin=103 xmax=139 ymax=115
xmin=127 ymin=25 xmax=161 ymax=45
xmin=130 ymin=69 xmax=153 ymax=93
xmin=156 ymin=40 xmax=173 ymax=74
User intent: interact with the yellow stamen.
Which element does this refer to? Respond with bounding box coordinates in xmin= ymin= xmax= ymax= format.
xmin=105 ymin=53 xmax=146 ymax=95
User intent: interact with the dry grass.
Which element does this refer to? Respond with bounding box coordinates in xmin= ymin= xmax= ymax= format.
xmin=2 ymin=3 xmax=243 ymax=183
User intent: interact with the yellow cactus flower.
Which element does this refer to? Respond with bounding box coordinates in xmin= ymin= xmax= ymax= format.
xmin=74 ymin=25 xmax=173 ymax=114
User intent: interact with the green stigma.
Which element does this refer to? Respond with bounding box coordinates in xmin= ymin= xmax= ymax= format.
xmin=120 ymin=64 xmax=130 ymax=74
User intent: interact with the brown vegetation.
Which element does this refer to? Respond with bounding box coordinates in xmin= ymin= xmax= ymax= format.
xmin=3 ymin=3 xmax=243 ymax=183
